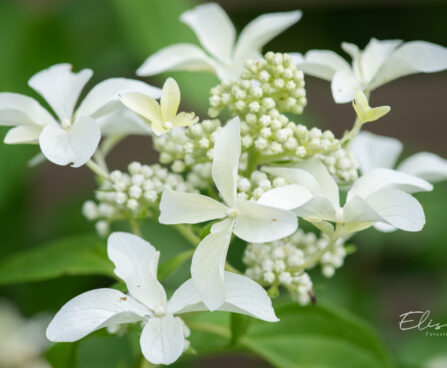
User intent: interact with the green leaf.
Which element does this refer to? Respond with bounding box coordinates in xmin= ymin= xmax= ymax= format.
xmin=187 ymin=302 xmax=394 ymax=368
xmin=244 ymin=303 xmax=394 ymax=368
xmin=158 ymin=249 xmax=194 ymax=281
xmin=46 ymin=343 xmax=79 ymax=368
xmin=0 ymin=234 xmax=114 ymax=285
xmin=229 ymin=313 xmax=252 ymax=348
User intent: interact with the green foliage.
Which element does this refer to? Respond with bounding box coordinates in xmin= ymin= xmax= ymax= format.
xmin=46 ymin=343 xmax=79 ymax=368
xmin=229 ymin=313 xmax=252 ymax=348
xmin=186 ymin=302 xmax=394 ymax=368
xmin=158 ymin=249 xmax=194 ymax=281
xmin=0 ymin=235 xmax=114 ymax=285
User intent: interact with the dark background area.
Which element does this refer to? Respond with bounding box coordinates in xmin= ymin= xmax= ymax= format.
xmin=0 ymin=0 xmax=446 ymax=367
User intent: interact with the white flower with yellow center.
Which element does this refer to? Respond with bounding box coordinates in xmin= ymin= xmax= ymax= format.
xmin=121 ymin=77 xmax=198 ymax=136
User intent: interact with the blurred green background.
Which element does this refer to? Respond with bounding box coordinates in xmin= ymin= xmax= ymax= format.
xmin=0 ymin=0 xmax=447 ymax=367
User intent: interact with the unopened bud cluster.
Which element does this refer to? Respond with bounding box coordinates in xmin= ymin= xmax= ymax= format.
xmin=244 ymin=230 xmax=314 ymax=305
xmin=153 ymin=119 xmax=221 ymax=175
xmin=82 ymin=162 xmax=194 ymax=237
xmin=243 ymin=229 xmax=348 ymax=305
xmin=207 ymin=52 xmax=358 ymax=182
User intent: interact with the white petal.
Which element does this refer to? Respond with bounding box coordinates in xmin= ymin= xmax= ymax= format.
xmin=168 ymin=272 xmax=278 ymax=323
xmin=295 ymin=159 xmax=340 ymax=207
xmin=160 ymin=78 xmax=180 ymax=122
xmin=360 ymin=38 xmax=402 ymax=85
xmin=331 ymin=68 xmax=361 ymax=103
xmin=263 ymin=166 xmax=322 ymax=194
xmin=351 ymin=131 xmax=403 ymax=173
xmin=397 ymin=152 xmax=447 ymax=183
xmin=234 ymin=199 xmax=297 ymax=243
xmin=191 ymin=218 xmax=235 ymax=310
xmin=365 ymin=188 xmax=426 ymax=232
xmin=373 ymin=222 xmax=397 ymax=232
xmin=212 ymin=117 xmax=241 ymax=207
xmin=218 ymin=272 xmax=278 ymax=322
xmin=4 ymin=125 xmax=41 ymax=144
xmin=167 ymin=278 xmax=207 ymax=315
xmin=76 ymin=78 xmax=161 ymax=119
xmin=234 ymin=10 xmax=302 ymax=64
xmin=137 ymin=43 xmax=216 ymax=76
xmin=180 ymin=3 xmax=235 ymax=62
xmin=28 ymin=64 xmax=92 ymax=122
xmin=371 ymin=41 xmax=447 ymax=90
xmin=98 ymin=108 xmax=151 ymax=136
xmin=342 ymin=195 xmax=385 ymax=224
xmin=140 ymin=315 xmax=185 ymax=365
xmin=46 ymin=288 xmax=149 ymax=342
xmin=0 ymin=92 xmax=55 ymax=128
xmin=297 ymin=50 xmax=350 ymax=81
xmin=341 ymin=42 xmax=360 ymax=61
xmin=159 ymin=188 xmax=228 ymax=224
xmin=38 ymin=116 xmax=100 ymax=167
xmin=258 ymin=184 xmax=313 ymax=210
xmin=107 ymin=232 xmax=167 ymax=311
xmin=293 ymin=196 xmax=338 ymax=222
xmin=348 ymin=168 xmax=433 ymax=200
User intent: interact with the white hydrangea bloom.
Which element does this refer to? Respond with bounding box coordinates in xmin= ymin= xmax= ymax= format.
xmin=0 ymin=64 xmax=161 ymax=167
xmin=293 ymin=38 xmax=447 ymax=103
xmin=352 ymin=131 xmax=447 ymax=183
xmin=259 ymin=158 xmax=433 ymax=234
xmin=159 ymin=117 xmax=298 ymax=310
xmin=137 ymin=3 xmax=302 ymax=81
xmin=47 ymin=232 xmax=278 ymax=366
xmin=351 ymin=131 xmax=447 ymax=232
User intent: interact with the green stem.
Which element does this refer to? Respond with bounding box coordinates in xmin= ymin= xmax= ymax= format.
xmin=101 ymin=134 xmax=126 ymax=156
xmin=188 ymin=321 xmax=230 ymax=339
xmin=243 ymin=147 xmax=259 ymax=176
xmin=86 ymin=160 xmax=110 ymax=180
xmin=129 ymin=219 xmax=142 ymax=237
xmin=93 ymin=150 xmax=109 ymax=173
xmin=225 ymin=262 xmax=242 ymax=274
xmin=173 ymin=224 xmax=201 ymax=246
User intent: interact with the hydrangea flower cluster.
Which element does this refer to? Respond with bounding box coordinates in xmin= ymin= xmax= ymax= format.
xmin=82 ymin=162 xmax=194 ymax=236
xmin=243 ymin=229 xmax=347 ymax=305
xmin=208 ymin=52 xmax=358 ymax=182
xmin=1 ymin=1 xmax=447 ymax=366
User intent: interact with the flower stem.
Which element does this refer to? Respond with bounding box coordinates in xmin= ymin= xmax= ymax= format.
xmin=291 ymin=223 xmax=342 ymax=273
xmin=86 ymin=159 xmax=110 ymax=180
xmin=188 ymin=321 xmax=230 ymax=338
xmin=129 ymin=219 xmax=142 ymax=237
xmin=173 ymin=224 xmax=201 ymax=246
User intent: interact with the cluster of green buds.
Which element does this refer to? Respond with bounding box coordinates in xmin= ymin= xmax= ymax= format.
xmin=82 ymin=162 xmax=195 ymax=236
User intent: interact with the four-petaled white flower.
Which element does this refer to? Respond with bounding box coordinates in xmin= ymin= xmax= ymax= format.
xmin=136 ymin=2 xmax=302 ymax=81
xmin=351 ymin=131 xmax=447 ymax=232
xmin=259 ymin=158 xmax=432 ymax=235
xmin=121 ymin=77 xmax=198 ymax=136
xmin=293 ymin=38 xmax=447 ymax=103
xmin=352 ymin=131 xmax=447 ymax=183
xmin=0 ymin=64 xmax=161 ymax=167
xmin=159 ymin=117 xmax=298 ymax=310
xmin=46 ymin=232 xmax=278 ymax=365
